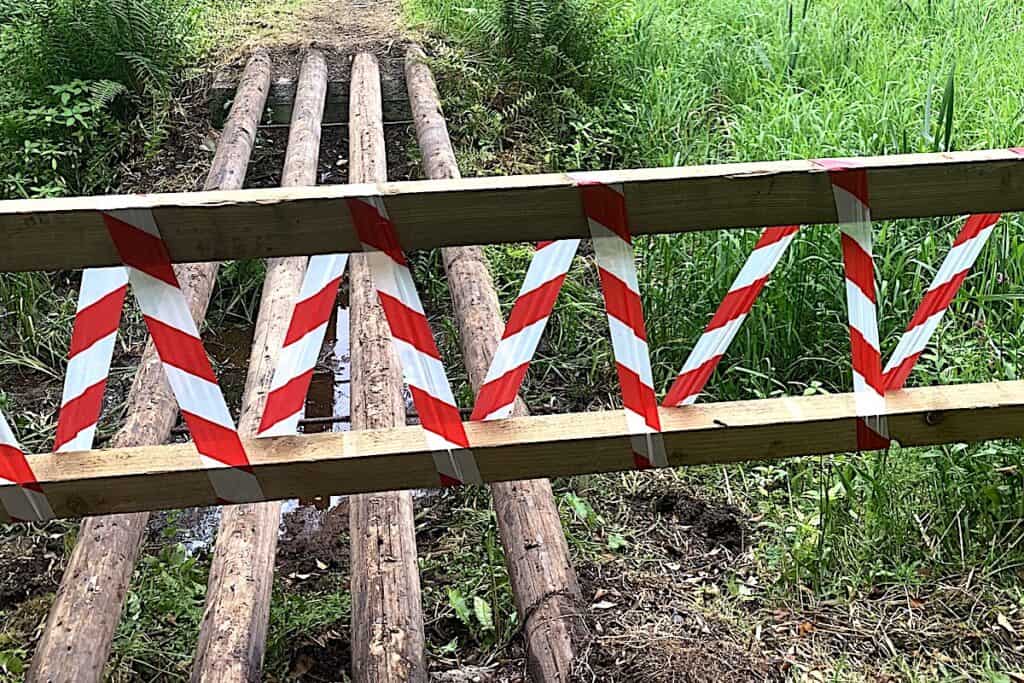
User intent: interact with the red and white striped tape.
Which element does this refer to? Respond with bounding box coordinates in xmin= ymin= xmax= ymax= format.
xmin=663 ymin=225 xmax=800 ymax=407
xmin=884 ymin=213 xmax=1001 ymax=390
xmin=349 ymin=196 xmax=482 ymax=486
xmin=577 ymin=179 xmax=666 ymax=469
xmin=879 ymin=145 xmax=1020 ymax=387
xmin=470 ymin=239 xmax=579 ymax=421
xmin=470 ymin=178 xmax=665 ymax=468
xmin=102 ymin=208 xmax=264 ymax=502
xmin=259 ymin=254 xmax=348 ymax=437
xmin=816 ymin=160 xmax=890 ymax=450
xmin=0 ymin=412 xmax=53 ymax=521
xmin=54 ymin=267 xmax=128 ymax=452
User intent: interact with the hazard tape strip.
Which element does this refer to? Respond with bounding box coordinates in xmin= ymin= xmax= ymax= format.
xmin=884 ymin=213 xmax=1001 ymax=390
xmin=577 ymin=179 xmax=666 ymax=469
xmin=348 ymin=196 xmax=482 ymax=486
xmin=663 ymin=225 xmax=801 ymax=407
xmin=0 ymin=412 xmax=53 ymax=522
xmin=54 ymin=267 xmax=128 ymax=452
xmin=102 ymin=208 xmax=264 ymax=503
xmin=877 ymin=145 xmax=1021 ymax=388
xmin=259 ymin=254 xmax=348 ymax=437
xmin=815 ymin=159 xmax=890 ymax=450
xmin=470 ymin=238 xmax=579 ymax=422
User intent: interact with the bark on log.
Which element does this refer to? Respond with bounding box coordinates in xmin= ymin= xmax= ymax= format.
xmin=405 ymin=45 xmax=588 ymax=682
xmin=26 ymin=50 xmax=273 ymax=683
xmin=190 ymin=49 xmax=328 ymax=682
xmin=348 ymin=52 xmax=428 ymax=683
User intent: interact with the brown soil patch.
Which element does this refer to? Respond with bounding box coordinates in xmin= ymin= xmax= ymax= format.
xmin=567 ymin=473 xmax=780 ymax=682
xmin=219 ymin=0 xmax=408 ymax=70
xmin=277 ymin=501 xmax=351 ymax=587
xmin=212 ymin=0 xmax=412 ymax=86
xmin=574 ymin=562 xmax=783 ymax=682
xmin=0 ymin=524 xmax=71 ymax=609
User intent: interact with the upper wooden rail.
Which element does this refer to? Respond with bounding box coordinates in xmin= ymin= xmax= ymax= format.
xmin=5 ymin=380 xmax=1021 ymax=521
xmin=1 ymin=149 xmax=1022 ymax=272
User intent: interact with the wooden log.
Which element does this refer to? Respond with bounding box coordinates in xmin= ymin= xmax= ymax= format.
xmin=209 ymin=74 xmax=411 ymax=127
xmin=6 ymin=380 xmax=1022 ymax=523
xmin=26 ymin=50 xmax=273 ymax=682
xmin=2 ymin=148 xmax=1024 ymax=272
xmin=190 ymin=49 xmax=328 ymax=682
xmin=404 ymin=46 xmax=586 ymax=682
xmin=348 ymin=52 xmax=428 ymax=683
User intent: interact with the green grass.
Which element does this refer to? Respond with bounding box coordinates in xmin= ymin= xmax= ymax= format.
xmin=406 ymin=0 xmax=1024 ymax=629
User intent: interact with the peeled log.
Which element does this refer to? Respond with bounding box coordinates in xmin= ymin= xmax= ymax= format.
xmin=27 ymin=50 xmax=272 ymax=683
xmin=190 ymin=49 xmax=328 ymax=682
xmin=348 ymin=52 xmax=428 ymax=683
xmin=405 ymin=45 xmax=588 ymax=682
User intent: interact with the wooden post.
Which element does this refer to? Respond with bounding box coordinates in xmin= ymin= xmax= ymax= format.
xmin=404 ymin=46 xmax=588 ymax=682
xmin=348 ymin=52 xmax=428 ymax=683
xmin=27 ymin=50 xmax=272 ymax=682
xmin=190 ymin=49 xmax=328 ymax=682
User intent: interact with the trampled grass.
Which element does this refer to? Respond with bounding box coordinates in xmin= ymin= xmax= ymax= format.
xmin=406 ymin=0 xmax=1024 ymax=635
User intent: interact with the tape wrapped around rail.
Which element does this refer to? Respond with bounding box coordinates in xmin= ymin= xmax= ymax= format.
xmin=815 ymin=159 xmax=891 ymax=450
xmin=576 ymin=178 xmax=666 ymax=469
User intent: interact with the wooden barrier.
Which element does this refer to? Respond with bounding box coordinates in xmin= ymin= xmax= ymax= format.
xmin=1 ymin=148 xmax=1022 ymax=272
xmin=4 ymin=380 xmax=1021 ymax=522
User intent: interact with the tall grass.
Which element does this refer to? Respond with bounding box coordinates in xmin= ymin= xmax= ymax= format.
xmin=407 ymin=0 xmax=1024 ymax=596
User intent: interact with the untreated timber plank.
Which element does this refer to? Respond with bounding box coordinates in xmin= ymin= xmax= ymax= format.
xmin=347 ymin=51 xmax=428 ymax=683
xmin=190 ymin=48 xmax=329 ymax=682
xmin=1 ymin=148 xmax=1022 ymax=272
xmin=4 ymin=380 xmax=1021 ymax=523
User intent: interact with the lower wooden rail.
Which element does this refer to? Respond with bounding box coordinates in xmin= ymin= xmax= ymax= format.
xmin=7 ymin=380 xmax=1021 ymax=522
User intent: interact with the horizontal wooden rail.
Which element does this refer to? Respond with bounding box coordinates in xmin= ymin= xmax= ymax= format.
xmin=5 ymin=380 xmax=1021 ymax=522
xmin=0 ymin=149 xmax=1022 ymax=272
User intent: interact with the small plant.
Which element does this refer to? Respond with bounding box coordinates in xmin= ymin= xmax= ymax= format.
xmin=0 ymin=80 xmax=125 ymax=197
xmin=0 ymin=0 xmax=206 ymax=199
xmin=109 ymin=543 xmax=208 ymax=678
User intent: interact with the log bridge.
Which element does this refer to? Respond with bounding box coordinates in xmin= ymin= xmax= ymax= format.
xmin=0 ymin=46 xmax=1020 ymax=683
